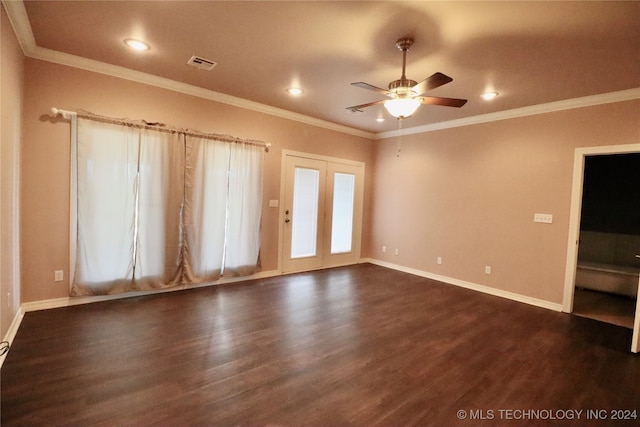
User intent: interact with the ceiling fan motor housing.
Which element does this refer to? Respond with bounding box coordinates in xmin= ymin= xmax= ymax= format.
xmin=396 ymin=37 xmax=414 ymax=51
xmin=388 ymin=79 xmax=418 ymax=96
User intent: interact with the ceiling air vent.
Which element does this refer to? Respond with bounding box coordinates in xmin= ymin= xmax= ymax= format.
xmin=187 ymin=55 xmax=217 ymax=71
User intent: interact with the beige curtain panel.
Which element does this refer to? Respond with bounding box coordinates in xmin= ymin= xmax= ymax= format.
xmin=71 ymin=117 xmax=264 ymax=296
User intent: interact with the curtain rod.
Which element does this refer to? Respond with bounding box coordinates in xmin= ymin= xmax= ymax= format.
xmin=50 ymin=107 xmax=271 ymax=152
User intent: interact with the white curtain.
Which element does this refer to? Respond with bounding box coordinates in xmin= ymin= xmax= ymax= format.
xmin=183 ymin=136 xmax=229 ymax=283
xmin=224 ymin=143 xmax=264 ymax=276
xmin=71 ymin=118 xmax=263 ymax=296
xmin=183 ymin=138 xmax=264 ymax=281
xmin=134 ymin=129 xmax=184 ymax=290
xmin=73 ymin=119 xmax=139 ymax=295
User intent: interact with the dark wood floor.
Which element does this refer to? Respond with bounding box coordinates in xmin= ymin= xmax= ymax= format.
xmin=2 ymin=263 xmax=639 ymax=426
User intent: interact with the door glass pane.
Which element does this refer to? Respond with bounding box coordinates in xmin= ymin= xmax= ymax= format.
xmin=291 ymin=167 xmax=320 ymax=258
xmin=331 ymin=173 xmax=355 ymax=254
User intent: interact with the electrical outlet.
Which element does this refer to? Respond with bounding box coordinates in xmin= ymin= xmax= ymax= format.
xmin=437 ymin=256 xmax=442 ymax=265
xmin=382 ymin=246 xmax=386 ymax=253
xmin=54 ymin=270 xmax=64 ymax=282
xmin=485 ymin=266 xmax=492 ymax=275
xmin=533 ymin=213 xmax=553 ymax=224
xmin=394 ymin=248 xmax=399 ymax=256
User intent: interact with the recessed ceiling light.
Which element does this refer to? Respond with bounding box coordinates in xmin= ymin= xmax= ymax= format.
xmin=481 ymin=91 xmax=499 ymax=101
xmin=124 ymin=38 xmax=150 ymax=51
xmin=376 ymin=117 xmax=385 ymax=123
xmin=286 ymin=87 xmax=304 ymax=96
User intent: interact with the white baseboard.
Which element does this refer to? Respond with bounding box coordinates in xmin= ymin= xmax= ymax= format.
xmin=0 ymin=306 xmax=25 ymax=369
xmin=21 ymin=269 xmax=282 ymax=313
xmin=362 ymin=258 xmax=563 ymax=312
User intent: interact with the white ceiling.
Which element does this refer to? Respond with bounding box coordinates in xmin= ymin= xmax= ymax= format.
xmin=8 ymin=0 xmax=640 ymax=135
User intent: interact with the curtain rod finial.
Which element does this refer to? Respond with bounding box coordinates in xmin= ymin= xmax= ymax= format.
xmin=50 ymin=107 xmax=75 ymax=120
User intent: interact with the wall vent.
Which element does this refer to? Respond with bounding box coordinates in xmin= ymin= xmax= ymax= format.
xmin=187 ymin=55 xmax=217 ymax=71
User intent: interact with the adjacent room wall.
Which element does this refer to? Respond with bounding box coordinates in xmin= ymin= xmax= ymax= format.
xmin=369 ymin=100 xmax=639 ymax=304
xmin=1 ymin=4 xmax=24 ymax=337
xmin=21 ymin=58 xmax=374 ymax=303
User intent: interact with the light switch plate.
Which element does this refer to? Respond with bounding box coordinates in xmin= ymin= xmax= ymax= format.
xmin=269 ymin=199 xmax=279 ymax=208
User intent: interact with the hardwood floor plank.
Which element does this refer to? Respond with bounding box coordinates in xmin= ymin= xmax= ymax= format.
xmin=2 ymin=264 xmax=639 ymax=426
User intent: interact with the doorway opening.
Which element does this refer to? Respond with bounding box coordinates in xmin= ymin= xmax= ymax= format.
xmin=562 ymin=144 xmax=640 ymax=352
xmin=573 ymin=153 xmax=640 ymax=328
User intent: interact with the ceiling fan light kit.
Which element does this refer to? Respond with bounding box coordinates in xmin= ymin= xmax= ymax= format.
xmin=346 ymin=37 xmax=468 ymax=119
xmin=384 ymin=97 xmax=422 ymax=119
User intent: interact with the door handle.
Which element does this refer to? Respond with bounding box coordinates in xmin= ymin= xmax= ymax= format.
xmin=285 ymin=218 xmax=290 ymax=223
xmin=636 ymin=254 xmax=640 ymax=259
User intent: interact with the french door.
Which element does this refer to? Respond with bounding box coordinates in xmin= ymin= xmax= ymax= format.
xmin=281 ymin=152 xmax=364 ymax=273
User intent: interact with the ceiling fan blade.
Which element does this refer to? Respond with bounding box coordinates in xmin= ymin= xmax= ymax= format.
xmin=345 ymin=100 xmax=385 ymax=112
xmin=421 ymin=96 xmax=468 ymax=107
xmin=351 ymin=82 xmax=392 ymax=96
xmin=412 ymin=72 xmax=453 ymax=96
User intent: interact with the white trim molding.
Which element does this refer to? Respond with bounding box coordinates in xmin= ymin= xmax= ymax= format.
xmin=1 ymin=0 xmax=35 ymax=56
xmin=0 ymin=307 xmax=25 ymax=369
xmin=2 ymin=269 xmax=277 ymax=367
xmin=3 ymin=259 xmax=565 ymax=367
xmin=4 ymin=0 xmax=638 ymax=141
xmin=376 ymin=88 xmax=640 ymax=139
xmin=21 ymin=269 xmax=282 ymax=313
xmin=1 ymin=0 xmax=374 ymax=140
xmin=562 ymin=143 xmax=640 ymax=313
xmin=363 ymin=258 xmax=563 ymax=312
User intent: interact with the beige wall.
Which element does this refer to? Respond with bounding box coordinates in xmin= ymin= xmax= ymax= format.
xmin=1 ymin=4 xmax=24 ymax=337
xmin=12 ymin=22 xmax=640 ymax=309
xmin=20 ymin=58 xmax=374 ymax=303
xmin=370 ymin=101 xmax=639 ymax=304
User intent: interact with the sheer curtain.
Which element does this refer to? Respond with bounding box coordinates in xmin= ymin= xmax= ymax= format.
xmin=183 ymin=138 xmax=264 ymax=281
xmin=73 ymin=119 xmax=138 ymax=294
xmin=72 ymin=120 xmax=184 ymax=295
xmin=224 ymin=143 xmax=264 ymax=276
xmin=134 ymin=129 xmax=184 ymax=290
xmin=183 ymin=135 xmax=229 ymax=283
xmin=71 ymin=117 xmax=264 ymax=296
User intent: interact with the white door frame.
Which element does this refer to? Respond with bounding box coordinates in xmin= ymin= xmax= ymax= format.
xmin=278 ymin=150 xmax=365 ymax=274
xmin=633 ymin=274 xmax=640 ymax=353
xmin=561 ymin=143 xmax=640 ymax=352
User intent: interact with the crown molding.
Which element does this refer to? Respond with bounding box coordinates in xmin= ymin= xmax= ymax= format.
xmin=4 ymin=0 xmax=638 ymax=141
xmin=31 ymin=45 xmax=376 ymax=139
xmin=2 ymin=0 xmax=36 ymax=55
xmin=2 ymin=0 xmax=375 ymax=140
xmin=375 ymin=88 xmax=640 ymax=140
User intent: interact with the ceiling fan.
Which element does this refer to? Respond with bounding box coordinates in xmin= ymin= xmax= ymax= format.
xmin=346 ymin=37 xmax=467 ymax=119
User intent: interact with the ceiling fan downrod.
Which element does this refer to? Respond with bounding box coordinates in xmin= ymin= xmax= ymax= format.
xmin=389 ymin=37 xmax=417 ymax=95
